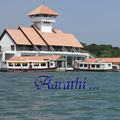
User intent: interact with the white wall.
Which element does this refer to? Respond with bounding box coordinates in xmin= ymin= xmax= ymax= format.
xmin=41 ymin=23 xmax=52 ymax=33
xmin=104 ymin=63 xmax=112 ymax=70
xmin=0 ymin=33 xmax=15 ymax=51
xmin=49 ymin=61 xmax=56 ymax=68
xmin=36 ymin=22 xmax=53 ymax=33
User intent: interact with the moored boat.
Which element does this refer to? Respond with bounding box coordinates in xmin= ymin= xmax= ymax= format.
xmin=74 ymin=60 xmax=119 ymax=72
xmin=4 ymin=55 xmax=63 ymax=72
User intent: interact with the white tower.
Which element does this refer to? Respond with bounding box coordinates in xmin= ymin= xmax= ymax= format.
xmin=28 ymin=5 xmax=59 ymax=33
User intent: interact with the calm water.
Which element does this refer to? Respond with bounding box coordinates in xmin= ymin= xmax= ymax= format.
xmin=0 ymin=71 xmax=120 ymax=120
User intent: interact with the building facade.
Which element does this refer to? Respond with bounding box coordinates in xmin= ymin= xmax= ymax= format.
xmin=0 ymin=5 xmax=90 ymax=69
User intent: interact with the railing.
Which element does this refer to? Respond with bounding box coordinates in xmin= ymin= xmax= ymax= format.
xmin=16 ymin=48 xmax=35 ymax=51
xmin=31 ymin=17 xmax=56 ymax=23
xmin=1 ymin=47 xmax=91 ymax=56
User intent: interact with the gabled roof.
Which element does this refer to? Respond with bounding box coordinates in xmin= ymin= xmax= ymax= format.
xmin=7 ymin=55 xmax=62 ymax=62
xmin=28 ymin=4 xmax=59 ymax=16
xmin=41 ymin=32 xmax=83 ymax=48
xmin=6 ymin=29 xmax=31 ymax=45
xmin=1 ymin=26 xmax=83 ymax=48
xmin=19 ymin=27 xmax=47 ymax=46
xmin=34 ymin=27 xmax=83 ymax=48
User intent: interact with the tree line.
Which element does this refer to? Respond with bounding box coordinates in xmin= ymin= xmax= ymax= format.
xmin=81 ymin=43 xmax=120 ymax=58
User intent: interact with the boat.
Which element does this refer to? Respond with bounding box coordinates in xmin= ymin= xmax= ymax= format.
xmin=3 ymin=55 xmax=63 ymax=72
xmin=74 ymin=60 xmax=119 ymax=72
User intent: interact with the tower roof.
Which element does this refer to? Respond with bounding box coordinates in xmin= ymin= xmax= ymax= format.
xmin=28 ymin=4 xmax=59 ymax=16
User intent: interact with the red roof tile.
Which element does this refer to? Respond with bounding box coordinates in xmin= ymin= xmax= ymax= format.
xmin=19 ymin=27 xmax=47 ymax=46
xmin=6 ymin=29 xmax=31 ymax=45
xmin=86 ymin=58 xmax=120 ymax=63
xmin=7 ymin=55 xmax=62 ymax=62
xmin=34 ymin=27 xmax=83 ymax=48
xmin=28 ymin=4 xmax=59 ymax=16
xmin=3 ymin=26 xmax=83 ymax=48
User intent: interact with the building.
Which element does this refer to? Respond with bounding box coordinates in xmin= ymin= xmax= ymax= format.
xmin=0 ymin=4 xmax=90 ymax=70
xmin=86 ymin=58 xmax=120 ymax=69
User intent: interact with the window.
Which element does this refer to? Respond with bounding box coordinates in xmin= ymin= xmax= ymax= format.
xmin=108 ymin=64 xmax=111 ymax=66
xmin=15 ymin=63 xmax=21 ymax=67
xmin=84 ymin=64 xmax=88 ymax=67
xmin=34 ymin=63 xmax=39 ymax=67
xmin=22 ymin=63 xmax=28 ymax=67
xmin=43 ymin=21 xmax=51 ymax=24
xmin=41 ymin=63 xmax=46 ymax=67
xmin=50 ymin=63 xmax=54 ymax=66
xmin=9 ymin=63 xmax=14 ymax=66
xmin=80 ymin=64 xmax=83 ymax=67
xmin=11 ymin=45 xmax=14 ymax=51
xmin=96 ymin=65 xmax=100 ymax=68
xmin=91 ymin=64 xmax=95 ymax=68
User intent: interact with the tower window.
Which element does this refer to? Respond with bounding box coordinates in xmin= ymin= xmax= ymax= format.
xmin=43 ymin=21 xmax=51 ymax=24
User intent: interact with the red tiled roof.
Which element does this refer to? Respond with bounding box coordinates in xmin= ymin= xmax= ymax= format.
xmin=2 ymin=26 xmax=83 ymax=48
xmin=34 ymin=27 xmax=83 ymax=48
xmin=6 ymin=29 xmax=31 ymax=45
xmin=53 ymin=29 xmax=63 ymax=34
xmin=86 ymin=58 xmax=120 ymax=63
xmin=28 ymin=4 xmax=59 ymax=16
xmin=41 ymin=32 xmax=83 ymax=48
xmin=7 ymin=55 xmax=62 ymax=62
xmin=19 ymin=27 xmax=47 ymax=46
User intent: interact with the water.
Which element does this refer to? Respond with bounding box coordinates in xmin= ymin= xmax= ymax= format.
xmin=0 ymin=71 xmax=120 ymax=120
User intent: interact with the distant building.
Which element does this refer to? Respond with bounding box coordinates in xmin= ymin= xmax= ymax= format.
xmin=86 ymin=58 xmax=120 ymax=69
xmin=0 ymin=4 xmax=90 ymax=69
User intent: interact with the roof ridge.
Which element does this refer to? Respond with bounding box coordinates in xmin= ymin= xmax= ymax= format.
xmin=2 ymin=28 xmax=32 ymax=45
xmin=18 ymin=27 xmax=35 ymax=47
xmin=31 ymin=25 xmax=50 ymax=46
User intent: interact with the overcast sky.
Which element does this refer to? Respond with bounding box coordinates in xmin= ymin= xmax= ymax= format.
xmin=0 ymin=0 xmax=120 ymax=47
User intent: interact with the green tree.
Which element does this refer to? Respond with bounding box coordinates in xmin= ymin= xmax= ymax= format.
xmin=81 ymin=43 xmax=120 ymax=58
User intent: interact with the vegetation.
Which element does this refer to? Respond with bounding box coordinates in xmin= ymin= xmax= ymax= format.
xmin=81 ymin=43 xmax=120 ymax=58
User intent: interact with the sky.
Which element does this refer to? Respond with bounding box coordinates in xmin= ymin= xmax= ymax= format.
xmin=0 ymin=0 xmax=120 ymax=47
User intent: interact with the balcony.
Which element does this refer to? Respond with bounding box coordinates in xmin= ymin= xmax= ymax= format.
xmin=30 ymin=16 xmax=56 ymax=23
xmin=1 ymin=45 xmax=90 ymax=58
xmin=16 ymin=46 xmax=34 ymax=51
